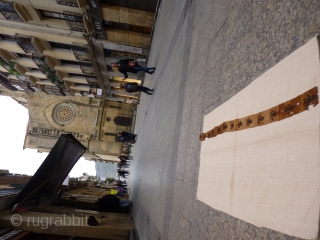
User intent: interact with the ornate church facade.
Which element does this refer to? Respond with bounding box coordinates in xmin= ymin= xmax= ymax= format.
xmin=1 ymin=86 xmax=134 ymax=161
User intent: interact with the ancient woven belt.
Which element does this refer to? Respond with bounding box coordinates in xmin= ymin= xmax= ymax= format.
xmin=200 ymin=87 xmax=318 ymax=141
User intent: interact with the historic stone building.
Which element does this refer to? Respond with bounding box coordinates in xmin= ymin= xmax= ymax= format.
xmin=0 ymin=0 xmax=156 ymax=101
xmin=0 ymin=0 xmax=157 ymax=159
xmin=0 ymin=84 xmax=135 ymax=161
xmin=18 ymin=90 xmax=134 ymax=161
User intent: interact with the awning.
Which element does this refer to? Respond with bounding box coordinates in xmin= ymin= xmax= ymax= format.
xmin=12 ymin=134 xmax=86 ymax=207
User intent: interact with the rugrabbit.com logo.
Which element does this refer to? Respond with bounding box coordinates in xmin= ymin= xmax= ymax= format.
xmin=11 ymin=214 xmax=89 ymax=229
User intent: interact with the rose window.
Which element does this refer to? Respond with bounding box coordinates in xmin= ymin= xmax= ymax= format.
xmin=53 ymin=103 xmax=76 ymax=125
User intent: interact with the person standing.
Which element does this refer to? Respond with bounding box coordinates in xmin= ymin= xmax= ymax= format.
xmin=117 ymin=170 xmax=129 ymax=178
xmin=120 ymin=82 xmax=153 ymax=95
xmin=117 ymin=131 xmax=136 ymax=143
xmin=95 ymin=194 xmax=131 ymax=212
xmin=110 ymin=59 xmax=156 ymax=80
xmin=117 ymin=161 xmax=130 ymax=168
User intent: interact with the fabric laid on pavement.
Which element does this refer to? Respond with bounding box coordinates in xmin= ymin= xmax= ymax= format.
xmin=199 ymin=87 xmax=318 ymax=141
xmin=197 ymin=35 xmax=320 ymax=239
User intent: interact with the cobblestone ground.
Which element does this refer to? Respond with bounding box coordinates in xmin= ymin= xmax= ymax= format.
xmin=128 ymin=0 xmax=320 ymax=239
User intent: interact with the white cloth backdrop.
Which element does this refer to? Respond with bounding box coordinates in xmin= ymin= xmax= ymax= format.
xmin=197 ymin=36 xmax=320 ymax=240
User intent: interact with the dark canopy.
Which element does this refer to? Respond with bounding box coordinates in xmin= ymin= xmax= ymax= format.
xmin=12 ymin=134 xmax=86 ymax=206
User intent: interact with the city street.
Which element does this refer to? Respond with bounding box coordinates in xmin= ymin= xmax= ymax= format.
xmin=128 ymin=0 xmax=320 ymax=239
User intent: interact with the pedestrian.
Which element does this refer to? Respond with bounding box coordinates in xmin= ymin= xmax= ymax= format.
xmin=95 ymin=194 xmax=131 ymax=212
xmin=118 ymin=155 xmax=132 ymax=161
xmin=115 ymin=180 xmax=127 ymax=187
xmin=120 ymin=131 xmax=134 ymax=137
xmin=114 ymin=186 xmax=128 ymax=195
xmin=118 ymin=158 xmax=130 ymax=165
xmin=125 ymin=97 xmax=140 ymax=104
xmin=117 ymin=170 xmax=129 ymax=178
xmin=120 ymin=82 xmax=153 ymax=95
xmin=117 ymin=161 xmax=130 ymax=168
xmin=122 ymin=143 xmax=134 ymax=148
xmin=119 ymin=132 xmax=136 ymax=143
xmin=110 ymin=59 xmax=156 ymax=80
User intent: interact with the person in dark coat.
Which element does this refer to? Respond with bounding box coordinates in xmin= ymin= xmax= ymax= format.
xmin=117 ymin=170 xmax=129 ymax=178
xmin=95 ymin=194 xmax=119 ymax=212
xmin=120 ymin=82 xmax=153 ymax=95
xmin=95 ymin=194 xmax=131 ymax=212
xmin=118 ymin=155 xmax=133 ymax=161
xmin=111 ymin=59 xmax=156 ymax=80
xmin=117 ymin=160 xmax=130 ymax=168
xmin=117 ymin=131 xmax=136 ymax=143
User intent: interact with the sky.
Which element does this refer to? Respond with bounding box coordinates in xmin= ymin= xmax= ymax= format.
xmin=0 ymin=96 xmax=96 ymax=177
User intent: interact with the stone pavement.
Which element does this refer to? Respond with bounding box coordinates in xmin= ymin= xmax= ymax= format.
xmin=127 ymin=0 xmax=320 ymax=239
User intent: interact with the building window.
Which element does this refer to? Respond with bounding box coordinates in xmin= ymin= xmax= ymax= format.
xmin=0 ymin=1 xmax=23 ymax=22
xmin=43 ymin=85 xmax=64 ymax=96
xmin=0 ymin=74 xmax=17 ymax=91
xmin=63 ymin=11 xmax=86 ymax=33
xmin=10 ymin=79 xmax=35 ymax=92
xmin=41 ymin=10 xmax=66 ymax=19
xmin=103 ymin=21 xmax=151 ymax=34
xmin=0 ymin=33 xmax=15 ymax=41
xmin=52 ymin=103 xmax=76 ymax=125
xmin=101 ymin=0 xmax=157 ymax=12
xmin=40 ymin=10 xmax=86 ymax=33
xmin=56 ymin=0 xmax=79 ymax=8
xmin=104 ymin=132 xmax=117 ymax=136
xmin=15 ymin=34 xmax=42 ymax=57
xmin=130 ymin=25 xmax=152 ymax=34
xmin=69 ymin=73 xmax=92 ymax=78
xmin=49 ymin=41 xmax=87 ymax=52
xmin=61 ymin=59 xmax=92 ymax=66
xmin=12 ymin=85 xmax=24 ymax=91
xmin=49 ymin=42 xmax=74 ymax=50
xmin=14 ymin=53 xmax=32 ymax=58
xmin=103 ymin=49 xmax=145 ymax=59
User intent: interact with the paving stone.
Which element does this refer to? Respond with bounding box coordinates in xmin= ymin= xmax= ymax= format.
xmin=128 ymin=0 xmax=320 ymax=239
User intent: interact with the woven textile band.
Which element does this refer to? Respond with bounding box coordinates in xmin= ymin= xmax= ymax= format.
xmin=200 ymin=87 xmax=318 ymax=141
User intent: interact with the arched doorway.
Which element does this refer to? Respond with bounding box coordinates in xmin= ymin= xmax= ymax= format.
xmin=114 ymin=116 xmax=132 ymax=126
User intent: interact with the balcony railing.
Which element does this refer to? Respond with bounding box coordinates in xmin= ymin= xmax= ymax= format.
xmin=15 ymin=34 xmax=42 ymax=57
xmin=62 ymin=89 xmax=72 ymax=96
xmin=63 ymin=11 xmax=87 ymax=33
xmin=10 ymin=79 xmax=35 ymax=92
xmin=71 ymin=43 xmax=99 ymax=87
xmin=89 ymin=81 xmax=100 ymax=88
xmin=80 ymin=61 xmax=100 ymax=89
xmin=71 ymin=43 xmax=90 ymax=61
xmin=43 ymin=70 xmax=64 ymax=89
xmin=0 ymin=73 xmax=17 ymax=91
xmin=31 ymin=55 xmax=64 ymax=89
xmin=31 ymin=55 xmax=53 ymax=70
xmin=0 ymin=56 xmax=10 ymax=71
xmin=42 ymin=85 xmax=64 ymax=96
xmin=16 ymin=75 xmax=36 ymax=89
xmin=16 ymin=74 xmax=27 ymax=82
xmin=56 ymin=0 xmax=78 ymax=7
xmin=0 ymin=1 xmax=23 ymax=22
xmin=0 ymin=57 xmax=22 ymax=77
xmin=79 ymin=60 xmax=95 ymax=75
